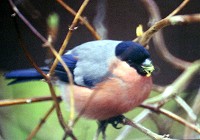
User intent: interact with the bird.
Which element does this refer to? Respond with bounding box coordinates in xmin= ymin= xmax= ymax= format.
xmin=5 ymin=40 xmax=154 ymax=123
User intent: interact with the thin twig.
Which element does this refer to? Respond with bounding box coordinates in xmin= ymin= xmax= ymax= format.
xmin=166 ymin=0 xmax=190 ymax=18
xmin=26 ymin=105 xmax=56 ymax=140
xmin=116 ymin=59 xmax=199 ymax=139
xmin=48 ymin=0 xmax=91 ymax=124
xmin=145 ymin=60 xmax=200 ymax=104
xmin=122 ymin=117 xmax=171 ymax=140
xmin=8 ymin=0 xmax=46 ymax=43
xmin=8 ymin=1 xmax=76 ymax=139
xmin=47 ymin=83 xmax=77 ymax=140
xmin=174 ymin=95 xmax=197 ymax=122
xmin=138 ymin=0 xmax=192 ymax=46
xmin=47 ymin=0 xmax=93 ymax=125
xmin=45 ymin=14 xmax=76 ymax=127
xmin=137 ymin=0 xmax=194 ymax=69
xmin=11 ymin=3 xmax=49 ymax=83
xmin=49 ymin=0 xmax=91 ymax=127
xmin=56 ymin=0 xmax=101 ymax=40
xmin=116 ymin=110 xmax=151 ymax=140
xmin=0 ymin=96 xmax=61 ymax=107
xmin=169 ymin=14 xmax=200 ymax=25
xmin=49 ymin=0 xmax=90 ymax=74
xmin=140 ymin=104 xmax=200 ymax=134
xmin=184 ymin=87 xmax=200 ymax=139
xmin=136 ymin=13 xmax=200 ymax=47
xmin=11 ymin=5 xmax=69 ymax=135
xmin=44 ymin=41 xmax=75 ymax=122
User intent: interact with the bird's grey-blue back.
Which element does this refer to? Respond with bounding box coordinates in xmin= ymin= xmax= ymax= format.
xmin=66 ymin=40 xmax=122 ymax=87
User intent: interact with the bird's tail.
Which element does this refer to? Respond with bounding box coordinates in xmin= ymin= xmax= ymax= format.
xmin=4 ymin=67 xmax=49 ymax=85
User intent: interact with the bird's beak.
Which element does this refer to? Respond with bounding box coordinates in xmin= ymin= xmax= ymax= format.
xmin=141 ymin=59 xmax=154 ymax=77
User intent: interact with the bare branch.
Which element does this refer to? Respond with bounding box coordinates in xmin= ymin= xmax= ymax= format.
xmin=122 ymin=117 xmax=171 ymax=140
xmin=5 ymin=1 xmax=200 ymax=139
xmin=116 ymin=110 xmax=151 ymax=140
xmin=44 ymin=42 xmax=75 ymax=122
xmin=8 ymin=1 xmax=77 ymax=139
xmin=137 ymin=13 xmax=200 ymax=47
xmin=166 ymin=0 xmax=190 ymax=18
xmin=116 ymin=59 xmax=200 ymax=139
xmin=174 ymin=95 xmax=197 ymax=122
xmin=145 ymin=60 xmax=200 ymax=104
xmin=49 ymin=0 xmax=90 ymax=74
xmin=27 ymin=105 xmax=55 ymax=140
xmin=137 ymin=0 xmax=193 ymax=69
xmin=8 ymin=0 xmax=46 ymax=43
xmin=140 ymin=104 xmax=200 ymax=134
xmin=56 ymin=0 xmax=101 ymax=40
xmin=0 ymin=96 xmax=61 ymax=107
xmin=184 ymin=87 xmax=200 ymax=139
xmin=169 ymin=14 xmax=200 ymax=25
xmin=10 ymin=2 xmax=49 ymax=81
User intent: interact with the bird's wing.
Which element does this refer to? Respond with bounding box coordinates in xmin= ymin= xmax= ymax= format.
xmin=5 ymin=40 xmax=122 ymax=87
xmin=5 ymin=68 xmax=48 ymax=85
xmin=54 ymin=54 xmax=78 ymax=82
xmin=5 ymin=54 xmax=78 ymax=85
xmin=68 ymin=40 xmax=122 ymax=87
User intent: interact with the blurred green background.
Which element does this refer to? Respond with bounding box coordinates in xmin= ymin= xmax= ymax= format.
xmin=1 ymin=74 xmax=195 ymax=140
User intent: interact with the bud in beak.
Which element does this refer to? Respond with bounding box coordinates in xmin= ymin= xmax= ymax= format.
xmin=141 ymin=59 xmax=154 ymax=77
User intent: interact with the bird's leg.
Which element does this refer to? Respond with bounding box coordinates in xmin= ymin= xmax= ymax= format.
xmin=93 ymin=120 xmax=108 ymax=140
xmin=93 ymin=115 xmax=125 ymax=140
xmin=101 ymin=121 xmax=108 ymax=140
xmin=107 ymin=115 xmax=126 ymax=129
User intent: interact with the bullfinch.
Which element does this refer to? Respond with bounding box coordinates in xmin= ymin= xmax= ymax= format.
xmin=5 ymin=40 xmax=154 ymax=122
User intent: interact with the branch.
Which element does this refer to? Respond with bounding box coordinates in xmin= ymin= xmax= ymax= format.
xmin=166 ymin=0 xmax=190 ymax=18
xmin=26 ymin=105 xmax=55 ymax=140
xmin=8 ymin=1 xmax=76 ymax=138
xmin=140 ymin=104 xmax=200 ymax=134
xmin=122 ymin=117 xmax=171 ymax=140
xmin=56 ymin=0 xmax=101 ymax=40
xmin=49 ymin=0 xmax=91 ymax=127
xmin=49 ymin=0 xmax=90 ymax=74
xmin=8 ymin=0 xmax=46 ymax=43
xmin=184 ymin=87 xmax=200 ymax=139
xmin=116 ymin=59 xmax=200 ymax=139
xmin=10 ymin=2 xmax=49 ymax=82
xmin=44 ymin=42 xmax=75 ymax=122
xmin=45 ymin=14 xmax=76 ymax=124
xmin=137 ymin=13 xmax=200 ymax=46
xmin=174 ymin=95 xmax=197 ymax=122
xmin=137 ymin=0 xmax=195 ymax=69
xmin=0 ymin=96 xmax=61 ymax=107
xmin=116 ymin=110 xmax=151 ymax=140
xmin=10 ymin=8 xmax=69 ymax=135
xmin=145 ymin=60 xmax=200 ymax=104
xmin=137 ymin=1 xmax=198 ymax=47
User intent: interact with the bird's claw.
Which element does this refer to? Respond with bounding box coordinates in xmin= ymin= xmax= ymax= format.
xmin=107 ymin=115 xmax=125 ymax=129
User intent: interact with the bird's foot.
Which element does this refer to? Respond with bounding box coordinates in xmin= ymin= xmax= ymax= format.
xmin=94 ymin=115 xmax=126 ymax=140
xmin=94 ymin=120 xmax=108 ymax=140
xmin=107 ymin=115 xmax=126 ymax=129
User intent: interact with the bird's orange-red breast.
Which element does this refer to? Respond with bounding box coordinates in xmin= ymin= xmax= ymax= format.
xmin=62 ymin=59 xmax=152 ymax=120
